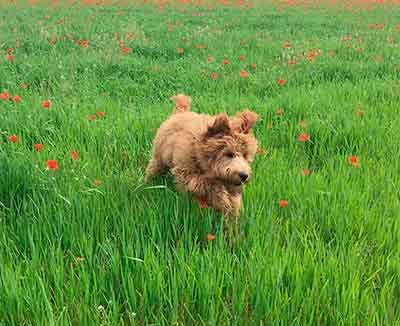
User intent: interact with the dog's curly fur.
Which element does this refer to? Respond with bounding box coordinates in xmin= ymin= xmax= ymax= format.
xmin=145 ymin=94 xmax=258 ymax=227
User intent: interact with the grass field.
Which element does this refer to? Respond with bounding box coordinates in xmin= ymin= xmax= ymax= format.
xmin=1 ymin=0 xmax=400 ymax=324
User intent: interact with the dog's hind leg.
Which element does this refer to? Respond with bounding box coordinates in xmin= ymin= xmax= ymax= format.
xmin=145 ymin=159 xmax=165 ymax=183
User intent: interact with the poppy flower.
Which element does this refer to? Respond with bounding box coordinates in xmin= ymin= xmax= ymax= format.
xmin=96 ymin=111 xmax=105 ymax=117
xmin=42 ymin=100 xmax=51 ymax=109
xmin=277 ymin=79 xmax=286 ymax=86
xmin=176 ymin=48 xmax=184 ymax=54
xmin=8 ymin=135 xmax=17 ymax=143
xmin=12 ymin=95 xmax=21 ymax=102
xmin=34 ymin=143 xmax=44 ymax=151
xmin=0 ymin=91 xmax=10 ymax=100
xmin=120 ymin=47 xmax=130 ymax=54
xmin=303 ymin=169 xmax=311 ymax=175
xmin=19 ymin=83 xmax=28 ymax=89
xmin=94 ymin=179 xmax=103 ymax=186
xmin=239 ymin=55 xmax=245 ymax=61
xmin=47 ymin=160 xmax=59 ymax=170
xmin=207 ymin=234 xmax=216 ymax=241
xmin=239 ymin=70 xmax=248 ymax=78
xmin=207 ymin=56 xmax=214 ymax=63
xmin=298 ymin=133 xmax=310 ymax=142
xmin=257 ymin=148 xmax=266 ymax=155
xmin=7 ymin=48 xmax=13 ymax=54
xmin=276 ymin=108 xmax=284 ymax=116
xmin=72 ymin=150 xmax=78 ymax=161
xmin=348 ymin=155 xmax=360 ymax=167
xmin=6 ymin=55 xmax=13 ymax=61
xmin=250 ymin=63 xmax=256 ymax=69
xmin=199 ymin=196 xmax=207 ymax=208
xmin=279 ymin=200 xmax=288 ymax=207
xmin=87 ymin=115 xmax=97 ymax=121
xmin=210 ymin=72 xmax=218 ymax=79
xmin=223 ymin=58 xmax=230 ymax=65
xmin=288 ymin=60 xmax=296 ymax=65
xmin=283 ymin=41 xmax=291 ymax=49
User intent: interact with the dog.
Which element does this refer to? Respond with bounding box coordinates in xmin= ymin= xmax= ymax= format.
xmin=145 ymin=94 xmax=258 ymax=229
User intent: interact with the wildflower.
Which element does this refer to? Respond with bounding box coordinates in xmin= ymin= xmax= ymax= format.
xmin=288 ymin=60 xmax=296 ymax=65
xmin=250 ymin=63 xmax=256 ymax=69
xmin=96 ymin=111 xmax=105 ymax=117
xmin=239 ymin=70 xmax=248 ymax=78
xmin=239 ymin=55 xmax=245 ymax=61
xmin=42 ymin=100 xmax=51 ymax=109
xmin=348 ymin=156 xmax=360 ymax=167
xmin=210 ymin=72 xmax=218 ymax=79
xmin=279 ymin=200 xmax=288 ymax=207
xmin=223 ymin=58 xmax=230 ymax=65
xmin=19 ymin=83 xmax=28 ymax=89
xmin=88 ymin=115 xmax=97 ymax=121
xmin=299 ymin=120 xmax=307 ymax=127
xmin=207 ymin=234 xmax=216 ymax=241
xmin=0 ymin=91 xmax=10 ymax=100
xmin=199 ymin=196 xmax=207 ymax=208
xmin=12 ymin=95 xmax=21 ymax=102
xmin=8 ymin=135 xmax=17 ymax=143
xmin=277 ymin=79 xmax=286 ymax=85
xmin=207 ymin=56 xmax=214 ymax=63
xmin=34 ymin=143 xmax=44 ymax=151
xmin=283 ymin=41 xmax=291 ymax=49
xmin=303 ymin=169 xmax=311 ymax=175
xmin=121 ymin=47 xmax=130 ymax=54
xmin=47 ymin=160 xmax=59 ymax=170
xmin=298 ymin=133 xmax=310 ymax=142
xmin=276 ymin=108 xmax=284 ymax=116
xmin=257 ymin=148 xmax=266 ymax=155
xmin=176 ymin=48 xmax=184 ymax=54
xmin=6 ymin=55 xmax=13 ymax=61
xmin=72 ymin=150 xmax=78 ymax=161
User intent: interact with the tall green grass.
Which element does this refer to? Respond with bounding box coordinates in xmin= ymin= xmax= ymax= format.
xmin=0 ymin=1 xmax=399 ymax=324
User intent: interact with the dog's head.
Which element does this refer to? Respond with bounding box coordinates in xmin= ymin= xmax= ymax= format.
xmin=198 ymin=110 xmax=258 ymax=187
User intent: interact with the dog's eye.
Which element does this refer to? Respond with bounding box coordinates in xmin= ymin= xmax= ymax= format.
xmin=225 ymin=152 xmax=235 ymax=158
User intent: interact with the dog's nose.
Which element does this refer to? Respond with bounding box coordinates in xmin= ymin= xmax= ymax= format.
xmin=239 ymin=171 xmax=248 ymax=182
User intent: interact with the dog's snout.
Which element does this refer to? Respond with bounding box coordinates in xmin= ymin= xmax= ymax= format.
xmin=239 ymin=171 xmax=249 ymax=182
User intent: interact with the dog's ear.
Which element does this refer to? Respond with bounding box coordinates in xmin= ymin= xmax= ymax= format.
xmin=206 ymin=113 xmax=231 ymax=138
xmin=232 ymin=110 xmax=258 ymax=134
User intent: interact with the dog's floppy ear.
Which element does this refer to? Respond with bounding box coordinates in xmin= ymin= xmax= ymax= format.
xmin=232 ymin=110 xmax=258 ymax=134
xmin=206 ymin=113 xmax=231 ymax=138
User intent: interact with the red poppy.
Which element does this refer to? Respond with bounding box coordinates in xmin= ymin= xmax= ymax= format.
xmin=72 ymin=150 xmax=78 ymax=161
xmin=176 ymin=48 xmax=184 ymax=54
xmin=239 ymin=70 xmax=248 ymax=78
xmin=120 ymin=47 xmax=130 ymax=54
xmin=42 ymin=100 xmax=51 ymax=109
xmin=207 ymin=56 xmax=214 ymax=63
xmin=348 ymin=155 xmax=360 ymax=167
xmin=34 ymin=143 xmax=44 ymax=151
xmin=0 ymin=91 xmax=10 ymax=100
xmin=6 ymin=55 xmax=13 ymax=61
xmin=207 ymin=234 xmax=216 ymax=241
xmin=210 ymin=72 xmax=218 ymax=79
xmin=8 ymin=135 xmax=17 ymax=143
xmin=303 ymin=169 xmax=311 ymax=175
xmin=12 ymin=95 xmax=21 ymax=102
xmin=279 ymin=200 xmax=288 ymax=207
xmin=250 ymin=63 xmax=256 ymax=69
xmin=283 ymin=41 xmax=291 ymax=49
xmin=298 ymin=133 xmax=310 ymax=142
xmin=47 ymin=160 xmax=59 ymax=170
xmin=277 ymin=79 xmax=286 ymax=86
xmin=239 ymin=55 xmax=245 ymax=61
xmin=198 ymin=196 xmax=207 ymax=208
xmin=96 ymin=111 xmax=105 ymax=117
xmin=87 ymin=115 xmax=97 ymax=121
xmin=223 ymin=58 xmax=230 ymax=65
xmin=257 ymin=148 xmax=266 ymax=155
xmin=7 ymin=48 xmax=13 ymax=54
xmin=288 ymin=60 xmax=296 ymax=65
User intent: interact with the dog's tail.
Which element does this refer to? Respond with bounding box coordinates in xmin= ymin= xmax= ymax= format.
xmin=170 ymin=94 xmax=192 ymax=114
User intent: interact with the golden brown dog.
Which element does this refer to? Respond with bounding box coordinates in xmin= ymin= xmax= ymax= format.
xmin=145 ymin=94 xmax=258 ymax=228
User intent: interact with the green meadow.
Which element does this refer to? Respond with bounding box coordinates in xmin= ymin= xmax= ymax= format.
xmin=0 ymin=1 xmax=399 ymax=324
